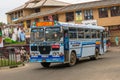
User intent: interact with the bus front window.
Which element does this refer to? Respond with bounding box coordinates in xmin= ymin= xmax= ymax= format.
xmin=45 ymin=27 xmax=61 ymax=41
xmin=31 ymin=28 xmax=44 ymax=42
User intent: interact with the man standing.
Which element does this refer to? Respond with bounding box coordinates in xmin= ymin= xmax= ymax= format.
xmin=19 ymin=30 xmax=25 ymax=42
xmin=115 ymin=36 xmax=119 ymax=46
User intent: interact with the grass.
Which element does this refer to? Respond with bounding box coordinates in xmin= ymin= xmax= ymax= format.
xmin=0 ymin=59 xmax=22 ymax=67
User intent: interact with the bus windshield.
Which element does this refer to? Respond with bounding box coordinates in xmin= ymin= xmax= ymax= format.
xmin=45 ymin=27 xmax=61 ymax=41
xmin=31 ymin=28 xmax=44 ymax=42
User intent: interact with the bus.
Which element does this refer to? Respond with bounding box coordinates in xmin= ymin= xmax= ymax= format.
xmin=30 ymin=22 xmax=107 ymax=68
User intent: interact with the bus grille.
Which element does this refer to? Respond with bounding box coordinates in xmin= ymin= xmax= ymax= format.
xmin=31 ymin=46 xmax=37 ymax=51
xmin=39 ymin=46 xmax=51 ymax=54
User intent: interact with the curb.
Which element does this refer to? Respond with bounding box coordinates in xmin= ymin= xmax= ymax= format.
xmin=0 ymin=63 xmax=25 ymax=70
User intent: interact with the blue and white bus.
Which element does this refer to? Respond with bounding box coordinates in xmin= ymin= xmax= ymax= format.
xmin=30 ymin=22 xmax=107 ymax=68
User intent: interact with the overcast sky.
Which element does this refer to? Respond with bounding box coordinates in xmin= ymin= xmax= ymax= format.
xmin=0 ymin=0 xmax=98 ymax=23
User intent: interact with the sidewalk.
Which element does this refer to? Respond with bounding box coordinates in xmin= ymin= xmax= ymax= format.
xmin=0 ymin=63 xmax=25 ymax=70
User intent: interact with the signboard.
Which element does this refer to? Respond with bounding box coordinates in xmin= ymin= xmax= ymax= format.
xmin=76 ymin=11 xmax=82 ymax=22
xmin=82 ymin=20 xmax=97 ymax=26
xmin=36 ymin=22 xmax=54 ymax=27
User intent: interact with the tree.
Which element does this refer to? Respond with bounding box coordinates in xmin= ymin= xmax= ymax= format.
xmin=0 ymin=22 xmax=5 ymax=27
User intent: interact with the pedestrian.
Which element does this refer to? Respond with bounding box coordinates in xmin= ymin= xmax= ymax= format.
xmin=19 ymin=30 xmax=25 ymax=42
xmin=115 ymin=36 xmax=119 ymax=46
xmin=106 ymin=38 xmax=111 ymax=48
xmin=12 ymin=32 xmax=17 ymax=41
xmin=20 ymin=47 xmax=26 ymax=62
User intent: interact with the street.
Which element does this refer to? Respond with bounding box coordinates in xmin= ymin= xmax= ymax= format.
xmin=0 ymin=47 xmax=120 ymax=80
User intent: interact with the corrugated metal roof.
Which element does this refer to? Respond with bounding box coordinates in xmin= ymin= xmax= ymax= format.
xmin=33 ymin=0 xmax=70 ymax=8
xmin=58 ymin=0 xmax=120 ymax=12
xmin=6 ymin=0 xmax=69 ymax=13
xmin=26 ymin=3 xmax=36 ymax=8
xmin=6 ymin=4 xmax=26 ymax=14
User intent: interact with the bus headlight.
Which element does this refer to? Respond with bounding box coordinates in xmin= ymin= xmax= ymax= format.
xmin=53 ymin=52 xmax=59 ymax=56
xmin=31 ymin=52 xmax=39 ymax=56
xmin=52 ymin=52 xmax=63 ymax=56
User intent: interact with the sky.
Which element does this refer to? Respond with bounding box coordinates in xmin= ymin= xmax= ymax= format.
xmin=0 ymin=0 xmax=98 ymax=23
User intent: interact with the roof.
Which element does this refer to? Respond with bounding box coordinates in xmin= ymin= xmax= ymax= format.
xmin=25 ymin=0 xmax=41 ymax=3
xmin=57 ymin=0 xmax=120 ymax=12
xmin=33 ymin=0 xmax=70 ymax=8
xmin=18 ymin=8 xmax=62 ymax=21
xmin=6 ymin=4 xmax=26 ymax=14
xmin=17 ymin=0 xmax=120 ymax=21
xmin=6 ymin=0 xmax=69 ymax=14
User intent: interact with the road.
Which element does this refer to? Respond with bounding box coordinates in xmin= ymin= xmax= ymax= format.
xmin=0 ymin=47 xmax=120 ymax=80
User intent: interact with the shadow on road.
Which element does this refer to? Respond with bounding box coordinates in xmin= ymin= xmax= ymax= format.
xmin=33 ymin=57 xmax=106 ymax=71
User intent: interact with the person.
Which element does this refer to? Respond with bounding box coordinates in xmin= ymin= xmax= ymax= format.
xmin=19 ymin=30 xmax=26 ymax=42
xmin=17 ymin=27 xmax=21 ymax=42
xmin=115 ymin=36 xmax=119 ymax=46
xmin=12 ymin=32 xmax=17 ymax=41
xmin=20 ymin=47 xmax=26 ymax=62
xmin=106 ymin=38 xmax=111 ymax=48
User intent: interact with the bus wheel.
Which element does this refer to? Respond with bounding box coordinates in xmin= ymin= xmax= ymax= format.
xmin=41 ymin=62 xmax=51 ymax=68
xmin=94 ymin=48 xmax=99 ymax=60
xmin=68 ymin=52 xmax=76 ymax=66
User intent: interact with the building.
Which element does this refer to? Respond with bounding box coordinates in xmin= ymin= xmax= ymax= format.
xmin=6 ymin=0 xmax=120 ymax=44
xmin=6 ymin=0 xmax=69 ymax=25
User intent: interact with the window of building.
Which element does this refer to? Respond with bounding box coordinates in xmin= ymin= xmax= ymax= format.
xmin=98 ymin=8 xmax=108 ymax=18
xmin=15 ymin=12 xmax=17 ymax=18
xmin=18 ymin=11 xmax=20 ymax=17
xmin=43 ymin=16 xmax=49 ymax=21
xmin=27 ymin=20 xmax=31 ymax=28
xmin=66 ymin=12 xmax=74 ymax=22
xmin=20 ymin=10 xmax=23 ymax=17
xmin=110 ymin=6 xmax=120 ymax=17
xmin=84 ymin=9 xmax=93 ymax=20
xmin=10 ymin=13 xmax=14 ymax=20
xmin=35 ymin=18 xmax=39 ymax=22
xmin=52 ymin=14 xmax=58 ymax=21
xmin=34 ymin=8 xmax=40 ymax=13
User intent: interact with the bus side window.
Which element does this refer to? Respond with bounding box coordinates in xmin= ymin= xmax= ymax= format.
xmin=69 ymin=27 xmax=77 ymax=39
xmin=78 ymin=28 xmax=84 ymax=38
xmin=91 ymin=29 xmax=96 ymax=38
xmin=96 ymin=30 xmax=100 ymax=38
xmin=85 ymin=29 xmax=91 ymax=38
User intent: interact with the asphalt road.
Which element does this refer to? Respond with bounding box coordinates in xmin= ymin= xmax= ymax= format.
xmin=0 ymin=47 xmax=120 ymax=80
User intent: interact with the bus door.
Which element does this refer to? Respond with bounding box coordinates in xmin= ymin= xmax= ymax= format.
xmin=100 ymin=32 xmax=104 ymax=54
xmin=63 ymin=29 xmax=69 ymax=62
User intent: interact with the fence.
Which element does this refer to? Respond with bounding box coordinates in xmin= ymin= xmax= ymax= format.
xmin=0 ymin=47 xmax=22 ymax=68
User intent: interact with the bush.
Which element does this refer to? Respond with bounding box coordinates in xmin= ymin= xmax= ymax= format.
xmin=4 ymin=38 xmax=17 ymax=44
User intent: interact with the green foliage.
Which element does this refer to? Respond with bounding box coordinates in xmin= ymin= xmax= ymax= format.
xmin=0 ymin=59 xmax=22 ymax=67
xmin=4 ymin=38 xmax=17 ymax=44
xmin=4 ymin=38 xmax=26 ymax=46
xmin=0 ymin=22 xmax=5 ymax=26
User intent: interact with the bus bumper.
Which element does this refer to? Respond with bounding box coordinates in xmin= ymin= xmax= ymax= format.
xmin=30 ymin=55 xmax=64 ymax=63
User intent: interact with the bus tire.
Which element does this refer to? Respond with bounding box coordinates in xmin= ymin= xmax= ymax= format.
xmin=68 ymin=51 xmax=76 ymax=66
xmin=41 ymin=62 xmax=51 ymax=68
